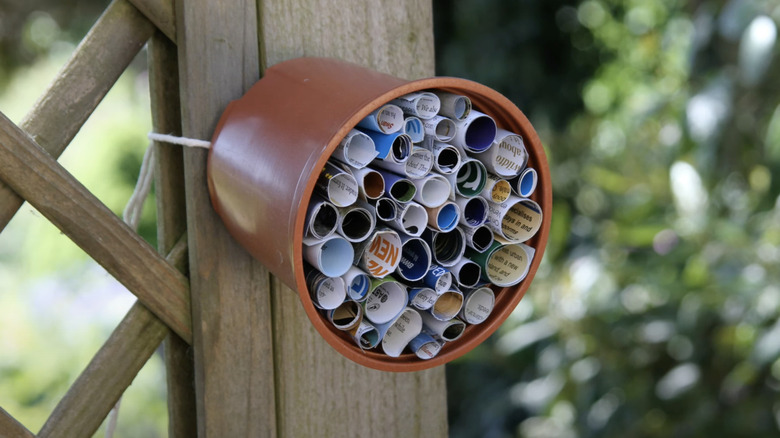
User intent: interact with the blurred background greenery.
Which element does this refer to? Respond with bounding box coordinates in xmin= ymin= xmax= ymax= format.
xmin=1 ymin=0 xmax=779 ymax=437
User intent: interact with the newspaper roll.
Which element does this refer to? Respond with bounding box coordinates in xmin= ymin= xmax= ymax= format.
xmin=428 ymin=141 xmax=462 ymax=175
xmin=463 ymin=223 xmax=494 ymax=253
xmin=375 ymin=169 xmax=416 ymax=203
xmin=447 ymin=158 xmax=487 ymax=198
xmin=451 ymin=110 xmax=497 ymax=153
xmin=421 ymin=312 xmax=466 ymax=342
xmin=413 ymin=173 xmax=451 ymax=208
xmin=333 ymin=129 xmax=379 ymax=169
xmin=391 ymin=91 xmax=441 ymax=120
xmin=423 ymin=227 xmax=466 ymax=268
xmin=396 ymin=235 xmax=432 ymax=282
xmin=375 ymin=307 xmax=423 ymax=357
xmin=304 ymin=267 xmax=347 ymax=310
xmin=353 ymin=228 xmax=402 ymax=278
xmin=486 ymin=195 xmax=543 ymax=243
xmin=348 ymin=319 xmax=380 ymax=349
xmin=359 ymin=129 xmax=411 ymax=163
xmin=459 ymin=286 xmax=495 ymax=325
xmin=423 ymin=115 xmax=457 ymax=142
xmin=480 ymin=173 xmax=512 ymax=204
xmin=356 ymin=104 xmax=404 ymax=134
xmin=430 ymin=288 xmax=464 ymax=321
xmin=512 ymin=167 xmax=538 ymax=198
xmin=387 ymin=201 xmax=427 ymax=237
xmin=467 ymin=241 xmax=536 ymax=287
xmin=373 ymin=197 xmax=397 ymax=221
xmin=337 ymin=204 xmax=375 ymax=243
xmin=450 ymin=258 xmax=482 ymax=288
xmin=409 ymin=332 xmax=443 ymax=360
xmin=315 ymin=161 xmax=359 ymax=207
xmin=328 ymin=299 xmax=363 ymax=331
xmin=425 ymin=201 xmax=461 ymax=232
xmin=472 ymin=129 xmax=528 ymax=178
xmin=363 ymin=277 xmax=408 ymax=324
xmin=350 ymin=166 xmax=385 ymax=200
xmin=423 ymin=264 xmax=452 ymax=294
xmin=433 ymin=90 xmax=472 ymax=121
xmin=373 ymin=146 xmax=433 ymax=179
xmin=455 ymin=195 xmax=488 ymax=227
xmin=408 ymin=287 xmax=438 ymax=310
xmin=303 ymin=196 xmax=339 ymax=244
xmin=303 ymin=236 xmax=354 ymax=277
xmin=403 ymin=117 xmax=425 ymax=143
xmin=341 ymin=265 xmax=371 ymax=302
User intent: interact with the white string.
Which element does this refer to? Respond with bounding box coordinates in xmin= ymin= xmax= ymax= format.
xmin=104 ymin=397 xmax=121 ymax=438
xmin=148 ymin=132 xmax=211 ymax=149
xmin=122 ymin=143 xmax=156 ymax=231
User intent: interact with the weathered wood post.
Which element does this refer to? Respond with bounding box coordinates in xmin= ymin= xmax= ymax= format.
xmin=175 ymin=0 xmax=447 ymax=436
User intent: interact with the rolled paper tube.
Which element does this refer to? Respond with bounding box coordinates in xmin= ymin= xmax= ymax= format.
xmin=455 ymin=195 xmax=488 ymax=227
xmin=480 ymin=173 xmax=512 ymax=204
xmin=459 ymin=286 xmax=495 ymax=325
xmin=471 ymin=129 xmax=528 ymax=178
xmin=315 ymin=161 xmax=359 ymax=207
xmin=408 ymin=332 xmax=443 ymax=360
xmin=341 ymin=265 xmax=372 ymax=302
xmin=337 ymin=204 xmax=375 ymax=243
xmin=332 ymin=129 xmax=379 ymax=169
xmin=450 ymin=258 xmax=482 ymax=288
xmin=363 ymin=277 xmax=408 ymax=324
xmin=425 ymin=201 xmax=460 ymax=232
xmin=328 ymin=299 xmax=363 ymax=331
xmin=428 ymin=141 xmax=462 ymax=175
xmin=353 ymin=228 xmax=402 ymax=278
xmin=422 ymin=264 xmax=452 ymax=294
xmin=463 ymin=223 xmax=494 ymax=253
xmin=408 ymin=287 xmax=438 ymax=310
xmin=304 ymin=266 xmax=347 ymax=310
xmin=512 ymin=167 xmax=538 ymax=198
xmin=423 ymin=227 xmax=466 ymax=268
xmin=467 ymin=240 xmax=536 ymax=287
xmin=303 ymin=195 xmax=339 ymax=243
xmin=430 ymin=288 xmax=464 ymax=321
xmin=403 ymin=117 xmax=425 ymax=143
xmin=350 ymin=166 xmax=385 ymax=200
xmin=421 ymin=312 xmax=467 ymax=342
xmin=395 ymin=235 xmax=432 ymax=282
xmin=372 ymin=197 xmax=397 ymax=221
xmin=432 ymin=91 xmax=472 ymax=121
xmin=348 ymin=319 xmax=381 ymax=350
xmin=375 ymin=307 xmax=423 ymax=358
xmin=390 ymin=91 xmax=441 ymax=120
xmin=358 ymin=128 xmax=411 ymax=163
xmin=303 ymin=236 xmax=354 ymax=278
xmin=413 ymin=173 xmax=451 ymax=208
xmin=374 ymin=169 xmax=416 ymax=203
xmin=356 ymin=103 xmax=404 ymax=134
xmin=387 ymin=201 xmax=427 ymax=237
xmin=451 ymin=110 xmax=497 ymax=153
xmin=372 ymin=146 xmax=433 ymax=179
xmin=422 ymin=115 xmax=457 ymax=142
xmin=447 ymin=158 xmax=488 ymax=199
xmin=486 ymin=195 xmax=543 ymax=243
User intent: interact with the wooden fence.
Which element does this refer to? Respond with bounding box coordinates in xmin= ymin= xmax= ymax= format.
xmin=0 ymin=0 xmax=448 ymax=436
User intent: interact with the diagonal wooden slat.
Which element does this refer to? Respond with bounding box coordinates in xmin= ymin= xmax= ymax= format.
xmin=128 ymin=0 xmax=176 ymax=42
xmin=0 ymin=112 xmax=191 ymax=343
xmin=0 ymin=0 xmax=155 ymax=232
xmin=0 ymin=407 xmax=36 ymax=438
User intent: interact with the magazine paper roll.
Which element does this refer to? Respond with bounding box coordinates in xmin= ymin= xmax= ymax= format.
xmin=421 ymin=312 xmax=466 ymax=342
xmin=354 ymin=228 xmax=402 ymax=278
xmin=328 ymin=300 xmax=363 ymax=331
xmin=363 ymin=277 xmax=408 ymax=324
xmin=423 ymin=228 xmax=466 ymax=268
xmin=333 ymin=129 xmax=379 ymax=169
xmin=375 ymin=307 xmax=423 ymax=357
xmin=403 ymin=117 xmax=425 ymax=143
xmin=451 ymin=110 xmax=497 ymax=153
xmin=396 ymin=235 xmax=432 ymax=282
xmin=315 ymin=161 xmax=359 ymax=207
xmin=348 ymin=319 xmax=380 ymax=350
xmin=303 ymin=236 xmax=354 ymax=278
xmin=303 ymin=196 xmax=339 ymax=244
xmin=447 ymin=158 xmax=487 ymax=198
xmin=375 ymin=169 xmax=416 ymax=203
xmin=486 ymin=195 xmax=543 ymax=243
xmin=423 ymin=264 xmax=452 ymax=294
xmin=512 ymin=167 xmax=538 ymax=198
xmin=413 ymin=173 xmax=451 ymax=208
xmin=387 ymin=200 xmax=427 ymax=237
xmin=450 ymin=258 xmax=482 ymax=288
xmin=359 ymin=129 xmax=411 ymax=163
xmin=422 ymin=115 xmax=457 ymax=142
xmin=372 ymin=197 xmax=397 ymax=221
xmin=425 ymin=201 xmax=461 ymax=232
xmin=341 ymin=265 xmax=371 ymax=302
xmin=459 ymin=287 xmax=495 ymax=325
xmin=409 ymin=332 xmax=443 ymax=360
xmin=391 ymin=91 xmax=441 ymax=120
xmin=337 ymin=204 xmax=375 ymax=243
xmin=356 ymin=104 xmax=404 ymax=134
xmin=467 ymin=241 xmax=536 ymax=287
xmin=463 ymin=223 xmax=494 ymax=253
xmin=428 ymin=141 xmax=462 ymax=175
xmin=472 ymin=129 xmax=528 ymax=178
xmin=480 ymin=173 xmax=512 ymax=204
xmin=430 ymin=288 xmax=464 ymax=321
xmin=373 ymin=146 xmax=433 ymax=179
xmin=304 ymin=267 xmax=347 ymax=310
xmin=408 ymin=287 xmax=438 ymax=310
xmin=455 ymin=195 xmax=488 ymax=227
xmin=433 ymin=91 xmax=472 ymax=121
xmin=350 ymin=166 xmax=385 ymax=200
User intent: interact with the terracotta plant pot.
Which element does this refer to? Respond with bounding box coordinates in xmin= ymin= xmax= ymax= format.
xmin=207 ymin=57 xmax=552 ymax=372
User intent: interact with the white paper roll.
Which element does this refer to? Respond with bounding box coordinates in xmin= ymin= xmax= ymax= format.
xmin=391 ymin=91 xmax=441 ymax=120
xmin=333 ymin=129 xmax=379 ymax=169
xmin=459 ymin=287 xmax=495 ymax=325
xmin=486 ymin=195 xmax=543 ymax=243
xmin=421 ymin=312 xmax=467 ymax=342
xmin=471 ymin=129 xmax=528 ymax=178
xmin=304 ymin=267 xmax=347 ymax=310
xmin=376 ymin=307 xmax=423 ymax=357
xmin=451 ymin=110 xmax=497 ymax=153
xmin=433 ymin=91 xmax=472 ymax=121
xmin=363 ymin=277 xmax=408 ymax=324
xmin=413 ymin=173 xmax=451 ymax=208
xmin=303 ymin=236 xmax=354 ymax=278
xmin=422 ymin=115 xmax=457 ymax=142
xmin=357 ymin=104 xmax=404 ymax=134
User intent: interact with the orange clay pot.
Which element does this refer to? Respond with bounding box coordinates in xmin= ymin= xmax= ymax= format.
xmin=207 ymin=57 xmax=552 ymax=372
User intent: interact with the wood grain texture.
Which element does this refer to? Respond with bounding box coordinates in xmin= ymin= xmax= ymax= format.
xmin=0 ymin=113 xmax=192 ymax=343
xmin=175 ymin=0 xmax=277 ymax=436
xmin=128 ymin=0 xmax=176 ymax=42
xmin=0 ymin=0 xmax=154 ymax=231
xmin=0 ymin=407 xmax=35 ymax=438
xmin=258 ymin=1 xmax=448 ymax=436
